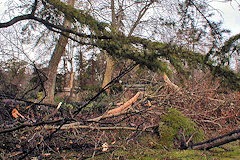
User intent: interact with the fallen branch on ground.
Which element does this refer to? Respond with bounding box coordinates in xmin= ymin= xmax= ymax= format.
xmin=0 ymin=119 xmax=63 ymax=134
xmin=163 ymin=73 xmax=181 ymax=92
xmin=107 ymin=91 xmax=143 ymax=115
xmin=87 ymin=97 xmax=148 ymax=122
xmin=183 ymin=128 xmax=240 ymax=150
xmin=35 ymin=123 xmax=139 ymax=131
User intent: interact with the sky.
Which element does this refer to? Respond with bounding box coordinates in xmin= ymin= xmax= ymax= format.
xmin=0 ymin=0 xmax=239 ymax=35
xmin=209 ymin=0 xmax=240 ymax=36
xmin=0 ymin=0 xmax=239 ymax=69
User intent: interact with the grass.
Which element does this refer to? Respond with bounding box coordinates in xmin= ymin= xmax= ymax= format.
xmin=88 ymin=141 xmax=240 ymax=160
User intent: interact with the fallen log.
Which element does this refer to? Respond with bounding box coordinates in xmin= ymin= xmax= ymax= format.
xmin=186 ymin=128 xmax=240 ymax=150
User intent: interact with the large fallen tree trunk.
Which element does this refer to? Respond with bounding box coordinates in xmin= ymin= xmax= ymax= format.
xmin=187 ymin=128 xmax=240 ymax=150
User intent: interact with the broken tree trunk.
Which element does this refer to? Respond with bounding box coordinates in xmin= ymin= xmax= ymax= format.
xmin=186 ymin=128 xmax=240 ymax=150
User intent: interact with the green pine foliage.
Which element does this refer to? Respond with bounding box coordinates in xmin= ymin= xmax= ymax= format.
xmin=46 ymin=0 xmax=108 ymax=35
xmin=44 ymin=0 xmax=240 ymax=91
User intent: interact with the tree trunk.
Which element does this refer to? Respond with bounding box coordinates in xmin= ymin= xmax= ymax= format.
xmin=102 ymin=53 xmax=115 ymax=91
xmin=185 ymin=128 xmax=240 ymax=150
xmin=235 ymin=56 xmax=240 ymax=73
xmin=79 ymin=51 xmax=84 ymax=87
xmin=101 ymin=0 xmax=117 ymax=94
xmin=102 ymin=0 xmax=153 ymax=93
xmin=44 ymin=0 xmax=75 ymax=104
xmin=66 ymin=71 xmax=75 ymax=102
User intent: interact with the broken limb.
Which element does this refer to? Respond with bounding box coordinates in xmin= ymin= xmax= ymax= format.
xmin=185 ymin=128 xmax=240 ymax=150
xmin=11 ymin=108 xmax=25 ymax=119
xmin=35 ymin=123 xmax=139 ymax=131
xmin=42 ymin=102 xmax=62 ymax=121
xmin=107 ymin=91 xmax=143 ymax=115
xmin=87 ymin=97 xmax=149 ymax=122
xmin=163 ymin=73 xmax=181 ymax=92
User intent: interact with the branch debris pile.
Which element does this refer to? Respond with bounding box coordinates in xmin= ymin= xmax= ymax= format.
xmin=0 ymin=72 xmax=240 ymax=159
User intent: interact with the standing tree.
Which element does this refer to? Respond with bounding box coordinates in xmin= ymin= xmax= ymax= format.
xmin=44 ymin=0 xmax=76 ymax=104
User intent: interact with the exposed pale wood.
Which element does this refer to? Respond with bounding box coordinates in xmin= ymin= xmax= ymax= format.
xmin=163 ymin=73 xmax=181 ymax=92
xmin=107 ymin=91 xmax=143 ymax=115
xmin=87 ymin=109 xmax=131 ymax=122
xmin=11 ymin=109 xmax=25 ymax=119
xmin=87 ymin=97 xmax=147 ymax=122
xmin=42 ymin=102 xmax=62 ymax=121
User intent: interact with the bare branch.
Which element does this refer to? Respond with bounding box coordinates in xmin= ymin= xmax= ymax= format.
xmin=36 ymin=123 xmax=140 ymax=131
xmin=31 ymin=0 xmax=38 ymax=15
xmin=0 ymin=14 xmax=34 ymax=28
xmin=128 ymin=1 xmax=154 ymax=36
xmin=0 ymin=119 xmax=63 ymax=134
xmin=0 ymin=15 xmax=111 ymax=40
xmin=188 ymin=128 xmax=240 ymax=150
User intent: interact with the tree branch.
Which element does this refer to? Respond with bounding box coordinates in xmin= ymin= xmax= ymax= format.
xmin=0 ymin=14 xmax=34 ymax=28
xmin=0 ymin=119 xmax=63 ymax=134
xmin=0 ymin=15 xmax=111 ymax=40
xmin=128 ymin=1 xmax=153 ymax=36
xmin=36 ymin=123 xmax=140 ymax=131
xmin=31 ymin=0 xmax=38 ymax=15
xmin=186 ymin=128 xmax=240 ymax=150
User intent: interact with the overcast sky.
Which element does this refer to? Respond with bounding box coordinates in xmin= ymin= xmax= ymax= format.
xmin=0 ymin=0 xmax=239 ymax=35
xmin=209 ymin=0 xmax=240 ymax=36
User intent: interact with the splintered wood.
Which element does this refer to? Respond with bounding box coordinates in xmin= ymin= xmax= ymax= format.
xmin=163 ymin=73 xmax=181 ymax=92
xmin=12 ymin=108 xmax=25 ymax=119
xmin=107 ymin=91 xmax=143 ymax=115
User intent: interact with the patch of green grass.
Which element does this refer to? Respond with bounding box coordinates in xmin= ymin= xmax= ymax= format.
xmin=90 ymin=141 xmax=240 ymax=160
xmin=168 ymin=145 xmax=240 ymax=160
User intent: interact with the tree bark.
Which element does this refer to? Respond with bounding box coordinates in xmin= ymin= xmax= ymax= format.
xmin=101 ymin=0 xmax=117 ymax=93
xmin=102 ymin=52 xmax=115 ymax=91
xmin=186 ymin=128 xmax=240 ymax=150
xmin=102 ymin=1 xmax=154 ymax=93
xmin=44 ymin=0 xmax=76 ymax=104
